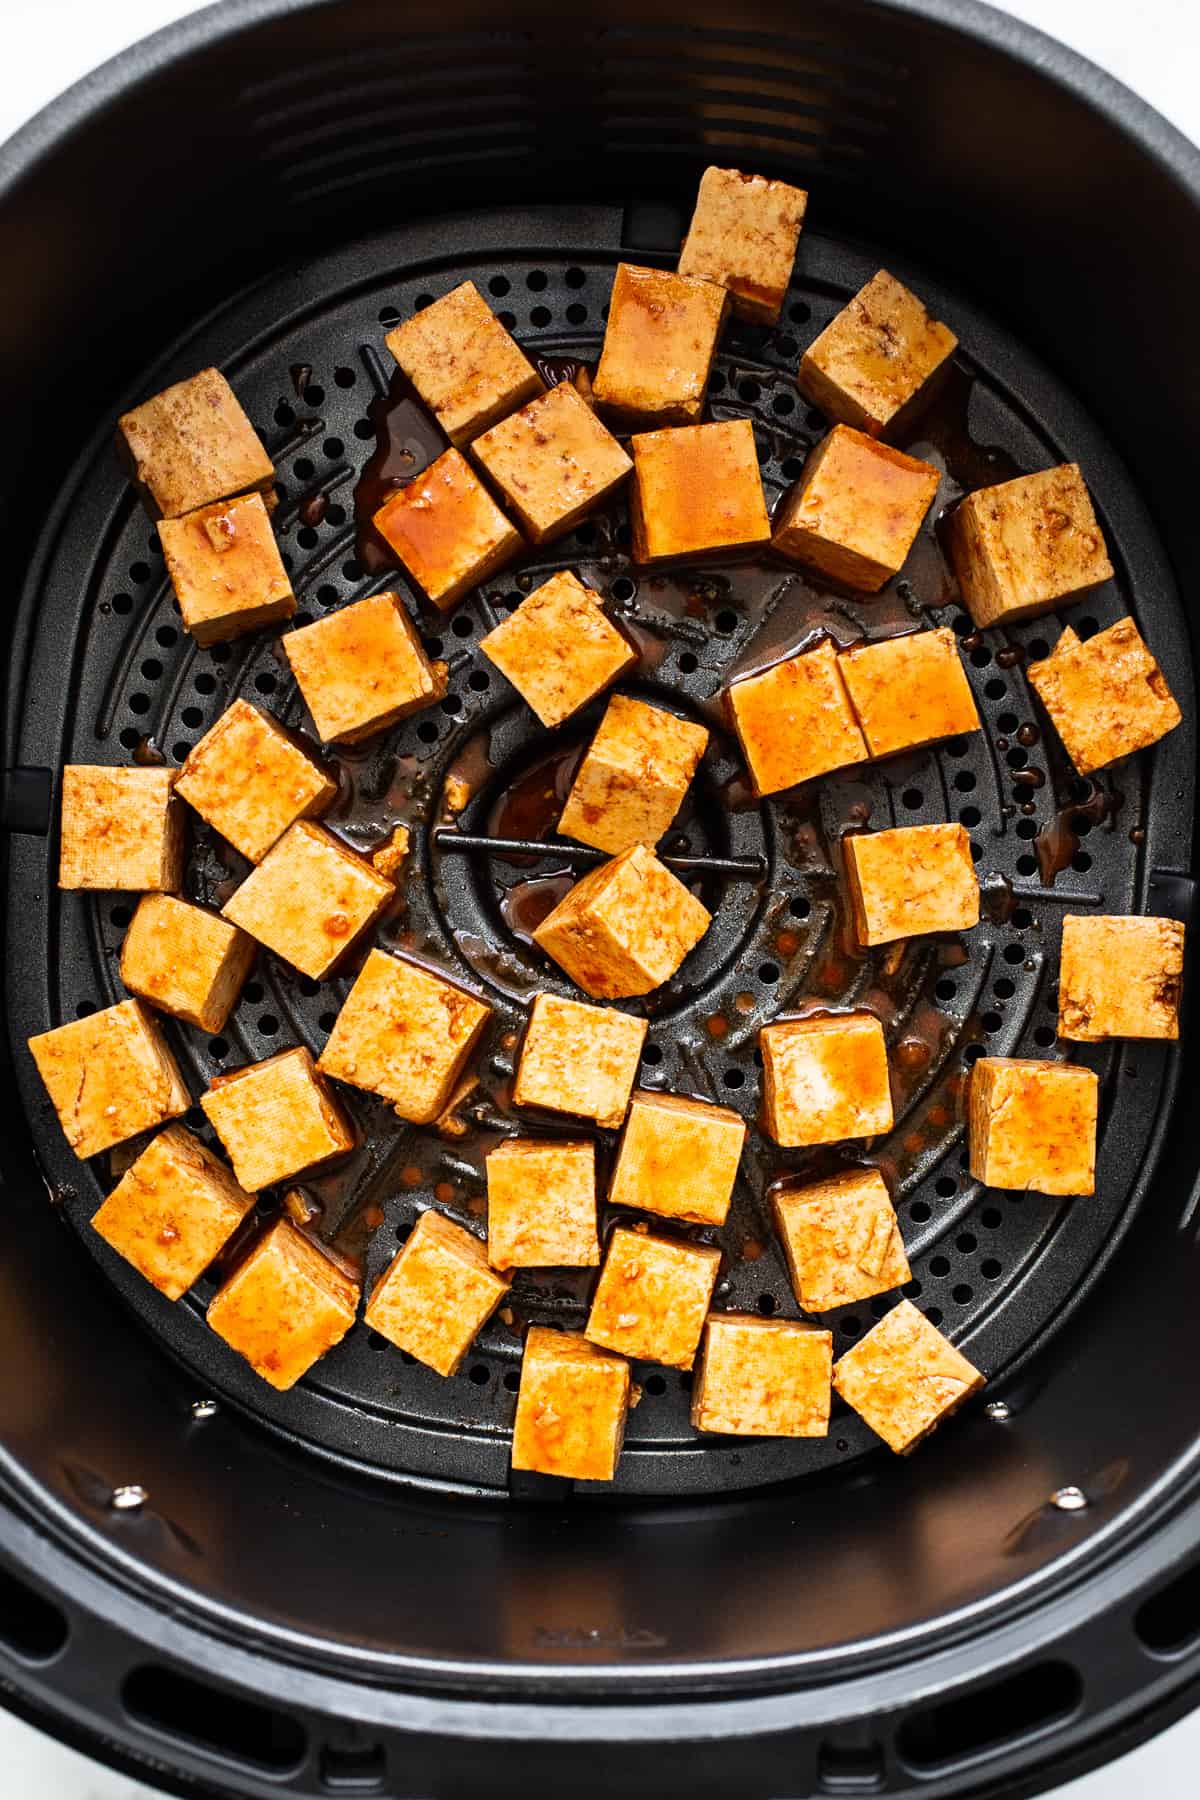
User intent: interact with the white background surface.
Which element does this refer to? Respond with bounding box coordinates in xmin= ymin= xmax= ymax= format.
xmin=1 ymin=0 xmax=1197 ymax=1794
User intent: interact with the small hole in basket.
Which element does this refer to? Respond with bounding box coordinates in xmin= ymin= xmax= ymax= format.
xmin=959 ymin=805 xmax=981 ymax=827
xmin=417 ymin=721 xmax=438 ymax=744
xmin=323 ymin=437 xmax=344 ymax=460
xmin=109 ymin=905 xmax=132 ymax=927
xmin=642 ymin=1044 xmax=663 ymax=1066
xmin=468 ymin=1363 xmax=490 ymax=1386
xmin=984 ymin=678 xmax=1006 ymax=700
xmin=1016 ymin=818 xmax=1037 ymax=839
xmin=258 ymin=1015 xmax=279 ymax=1036
xmin=333 ymin=366 xmax=356 ymax=389
xmin=297 ymin=527 xmax=319 ymax=550
xmin=1003 ymin=943 xmax=1025 ymax=964
xmin=75 ymin=1000 xmax=96 ymax=1018
xmin=952 ymin=1284 xmax=973 ymax=1305
xmin=353 ymin=419 xmax=374 ymax=441
xmin=295 ymin=458 xmax=315 ymax=481
xmin=902 ymin=788 xmax=923 ymax=809
xmin=935 ymin=1177 xmax=956 ymax=1198
xmin=119 ymin=728 xmax=139 ymax=750
xmin=194 ymin=672 xmax=216 ymax=695
xmin=964 ymin=1044 xmax=985 ymax=1065
xmin=789 ymin=300 xmax=811 ymax=323
xmin=1013 ymin=907 xmax=1034 ymax=929
xmin=757 ymin=1293 xmax=777 ymax=1316
xmin=970 ymin=645 xmax=991 ymax=668
xmin=274 ymin=401 xmax=295 ymax=427
xmin=981 ymin=1258 xmax=1002 ymax=1280
xmin=910 ymin=1200 xmax=931 ymax=1223
xmin=678 ymin=652 xmax=699 ymax=674
xmin=209 ymin=1038 xmax=229 ymax=1060
xmin=1007 ymin=746 xmax=1028 ymax=769
xmin=319 ymin=1011 xmax=338 ymax=1033
xmin=440 ymin=695 xmax=462 ymax=716
xmin=758 ymin=963 xmax=779 ymax=985
xmin=414 ymin=294 xmax=435 ymax=312
xmin=1016 ymin=854 xmax=1037 ymax=876
xmin=982 ymin=1012 xmax=1002 ymax=1035
xmin=610 ymin=576 xmax=636 ymax=602
xmin=566 ymin=303 xmax=587 ymax=326
xmin=782 ymin=457 xmax=804 ymax=481
xmin=172 ymin=742 xmax=191 ymax=762
xmin=722 ymin=1068 xmax=746 ymax=1089
xmin=378 ymin=305 xmax=400 ymax=324
xmin=789 ymin=896 xmax=811 ymax=919
xmin=772 ymin=392 xmax=795 ymax=415
xmin=714 ymin=609 xmax=739 ymax=635
xmin=181 ymin=707 xmax=203 ymax=729
xmin=254 ymin=672 xmax=277 ymax=695
xmin=112 ymin=593 xmax=133 ymax=615
xmin=468 ymin=670 xmax=490 ymax=692
xmin=708 ymin=369 xmax=727 ymax=393
xmin=953 ymin=770 xmax=976 ymax=792
xmin=925 ymin=1307 xmax=944 ymax=1326
xmin=1072 ymin=850 xmax=1092 ymax=872
xmin=129 ymin=692 xmax=150 ymax=715
xmin=956 ymin=1232 xmax=977 ymax=1253
xmin=981 ymin=1208 xmax=1003 ymax=1229
xmin=935 ymin=978 xmax=957 ymax=1002
xmin=530 ymin=306 xmax=552 ymax=327
xmin=498 ymin=311 xmax=516 ymax=329
xmin=504 ymin=1370 xmax=521 ymax=1392
xmin=141 ymin=658 xmax=162 ymax=681
xmin=1034 ymin=1024 xmax=1056 ymax=1048
xmin=645 ymin=1374 xmax=667 ymax=1396
xmin=738 ymin=379 xmax=761 ymax=404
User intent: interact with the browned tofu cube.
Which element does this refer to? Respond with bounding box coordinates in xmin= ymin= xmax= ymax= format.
xmin=91 ymin=1123 xmax=255 ymax=1300
xmin=692 ymin=1315 xmax=833 ymax=1437
xmin=202 ymin=1046 xmax=354 ymax=1190
xmin=222 ymin=822 xmax=393 ymax=980
xmin=120 ymin=893 xmax=255 ymax=1033
xmin=385 ymin=280 xmax=543 ymax=447
xmin=1058 ymin=913 xmax=1185 ymax=1042
xmin=176 ymin=698 xmax=335 ymax=865
xmin=364 ymin=1208 xmax=509 ymax=1376
xmin=833 ymin=1299 xmax=984 ymax=1453
xmin=159 ymin=493 xmax=295 ymax=647
xmin=479 ymin=569 xmax=636 ymax=728
xmin=512 ymin=1325 xmax=630 ymax=1481
xmin=1027 ymin=618 xmax=1181 ymax=775
xmin=207 ymin=1219 xmax=358 ymax=1391
xmin=585 ymin=1226 xmax=720 ymax=1369
xmin=533 ymin=843 xmax=711 ymax=1000
xmin=840 ymin=627 xmax=980 ymax=759
xmin=968 ymin=1056 xmax=1098 ymax=1195
xmin=593 ymin=263 xmax=727 ymax=430
xmin=798 ymin=271 xmax=957 ymax=437
xmin=513 ymin=991 xmax=646 ymax=1130
xmin=371 ymin=824 xmax=410 ymax=880
xmin=725 ymin=639 xmax=866 ymax=797
xmin=29 ymin=999 xmax=190 ymax=1160
xmin=373 ymin=447 xmax=523 ymax=611
xmin=471 ymin=381 xmax=632 ymax=544
xmin=118 ymin=367 xmax=274 ymax=519
xmin=760 ymin=1012 xmax=893 ymax=1148
xmin=843 ymin=823 xmax=980 ymax=948
xmin=558 ymin=694 xmax=709 ymax=855
xmin=486 ymin=1138 xmax=599 ymax=1269
xmin=630 ymin=419 xmax=771 ymax=564
xmin=773 ymin=426 xmax=939 ymax=593
xmin=59 ymin=766 xmax=184 ymax=892
xmin=772 ymin=1168 xmax=910 ymax=1312
xmin=283 ymin=591 xmax=446 ymax=745
xmin=677 ymin=166 xmax=807 ymax=325
xmin=948 ymin=464 xmax=1114 ymax=627
xmin=608 ymin=1089 xmax=746 ymax=1226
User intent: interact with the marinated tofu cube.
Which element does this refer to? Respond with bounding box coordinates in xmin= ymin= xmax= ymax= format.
xmin=512 ymin=1325 xmax=630 ymax=1481
xmin=630 ymin=419 xmax=771 ymax=563
xmin=968 ymin=1056 xmax=1098 ymax=1195
xmin=843 ymin=823 xmax=980 ymax=948
xmin=472 ymin=381 xmax=633 ymax=544
xmin=948 ymin=463 xmax=1113 ymax=628
xmin=385 ymin=279 xmax=544 ymax=447
xmin=159 ymin=492 xmax=294 ymax=647
xmin=207 ymin=1218 xmax=358 ymax=1391
xmin=585 ymin=1226 xmax=720 ymax=1369
xmin=120 ymin=893 xmax=255 ymax=1033
xmin=558 ymin=694 xmax=709 ymax=855
xmin=533 ymin=843 xmax=711 ymax=999
xmin=772 ymin=1168 xmax=910 ymax=1312
xmin=91 ymin=1123 xmax=255 ymax=1300
xmin=283 ymin=591 xmax=447 ymax=744
xmin=725 ymin=639 xmax=866 ymax=797
xmin=118 ymin=367 xmax=274 ymax=519
xmin=609 ymin=1089 xmax=746 ymax=1226
xmin=678 ymin=166 xmax=807 ymax=325
xmin=486 ymin=1138 xmax=599 ymax=1269
xmin=222 ymin=822 xmax=393 ymax=980
xmin=28 ymin=999 xmax=190 ymax=1159
xmin=772 ymin=425 xmax=939 ymax=593
xmin=833 ymin=1299 xmax=984 ymax=1454
xmin=692 ymin=1315 xmax=833 ymax=1437
xmin=1058 ymin=913 xmax=1185 ymax=1042
xmin=760 ymin=1012 xmax=893 ymax=1148
xmin=59 ymin=766 xmax=184 ymax=892
xmin=593 ymin=263 xmax=727 ymax=430
xmin=840 ymin=627 xmax=980 ymax=759
xmin=479 ymin=569 xmax=636 ymax=727
xmin=371 ymin=824 xmax=411 ymax=880
xmin=373 ymin=447 xmax=523 ymax=611
xmin=1027 ymin=618 xmax=1180 ymax=775
xmin=798 ymin=270 xmax=957 ymax=437
xmin=176 ymin=698 xmax=335 ymax=865
xmin=202 ymin=1046 xmax=355 ymax=1191
xmin=513 ymin=992 xmax=646 ymax=1130
xmin=365 ymin=1208 xmax=509 ymax=1376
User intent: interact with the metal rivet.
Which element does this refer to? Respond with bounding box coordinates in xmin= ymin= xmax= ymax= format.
xmin=985 ymin=1401 xmax=1012 ymax=1422
xmin=190 ymin=1399 xmax=219 ymax=1420
xmin=1051 ymin=1485 xmax=1088 ymax=1512
xmin=110 ymin=1484 xmax=147 ymax=1512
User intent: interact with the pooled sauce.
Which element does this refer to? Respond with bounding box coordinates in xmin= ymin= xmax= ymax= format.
xmin=289 ymin=362 xmax=313 ymax=398
xmin=501 ymin=871 xmax=575 ymax=943
xmin=299 ymin=491 xmax=329 ymax=528
xmin=133 ymin=735 xmax=166 ymax=767
xmin=353 ymin=368 xmax=447 ymax=572
xmin=1035 ymin=780 xmax=1122 ymax=884
xmin=534 ymin=353 xmax=594 ymax=392
xmin=487 ymin=742 xmax=585 ymax=860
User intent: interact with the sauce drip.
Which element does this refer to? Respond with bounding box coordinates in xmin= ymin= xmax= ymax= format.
xmin=1034 ymin=780 xmax=1121 ymax=883
xmin=500 ymin=872 xmax=575 ymax=943
xmin=352 ymin=368 xmax=447 ymax=572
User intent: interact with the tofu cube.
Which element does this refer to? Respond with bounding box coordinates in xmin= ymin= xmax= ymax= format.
xmin=471 ymin=381 xmax=632 ymax=544
xmin=318 ymin=948 xmax=491 ymax=1124
xmin=486 ymin=1138 xmax=599 ymax=1269
xmin=608 ymin=1089 xmax=746 ymax=1226
xmin=948 ymin=463 xmax=1114 ymax=627
xmin=159 ymin=493 xmax=294 ymax=647
xmin=585 ymin=1226 xmax=720 ymax=1369
xmin=772 ymin=1168 xmax=910 ymax=1312
xmin=798 ymin=270 xmax=957 ymax=437
xmin=593 ymin=263 xmax=727 ymax=429
xmin=222 ymin=822 xmax=393 ymax=980
xmin=373 ymin=447 xmax=523 ymax=611
xmin=59 ymin=766 xmax=184 ymax=892
xmin=968 ymin=1056 xmax=1098 ymax=1195
xmin=840 ymin=627 xmax=980 ymax=759
xmin=533 ymin=843 xmax=711 ymax=999
xmin=833 ymin=1299 xmax=984 ymax=1454
xmin=513 ymin=991 xmax=646 ymax=1130
xmin=207 ymin=1219 xmax=358 ymax=1391
xmin=725 ymin=639 xmax=867 ymax=797
xmin=283 ymin=591 xmax=447 ymax=745
xmin=630 ymin=419 xmax=771 ymax=563
xmin=691 ymin=1315 xmax=833 ymax=1437
xmin=843 ymin=823 xmax=980 ymax=948
xmin=512 ymin=1325 xmax=630 ymax=1481
xmin=1027 ymin=618 xmax=1181 ymax=775
xmin=385 ymin=279 xmax=543 ymax=446
xmin=120 ymin=893 xmax=255 ymax=1032
xmin=1058 ymin=913 xmax=1185 ymax=1042
xmin=28 ymin=999 xmax=190 ymax=1159
xmin=371 ymin=824 xmax=411 ymax=880
xmin=202 ymin=1046 xmax=355 ymax=1190
xmin=479 ymin=569 xmax=636 ymax=727
xmin=558 ymin=694 xmax=710 ymax=855
xmin=364 ymin=1208 xmax=509 ymax=1376
xmin=91 ymin=1123 xmax=255 ymax=1300
xmin=773 ymin=425 xmax=939 ymax=593
xmin=176 ymin=698 xmax=335 ymax=865
xmin=118 ymin=367 xmax=274 ymax=519
xmin=760 ymin=1012 xmax=893 ymax=1148
xmin=678 ymin=166 xmax=807 ymax=325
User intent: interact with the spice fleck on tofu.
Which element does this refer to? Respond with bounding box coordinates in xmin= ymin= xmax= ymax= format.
xmin=968 ymin=1055 xmax=1098 ymax=1195
xmin=159 ymin=493 xmax=295 ymax=646
xmin=593 ymin=264 xmax=727 ymax=429
xmin=833 ymin=1299 xmax=984 ymax=1454
xmin=513 ymin=991 xmax=646 ymax=1130
xmin=365 ymin=1209 xmax=509 ymax=1376
xmin=283 ymin=591 xmax=447 ymax=744
xmin=772 ymin=425 xmax=939 ymax=592
xmin=533 ymin=843 xmax=711 ymax=999
xmin=725 ymin=639 xmax=867 ymax=797
xmin=843 ymin=823 xmax=980 ymax=947
xmin=385 ymin=279 xmax=543 ymax=446
xmin=120 ymin=893 xmax=255 ymax=1033
xmin=207 ymin=1219 xmax=358 ymax=1391
xmin=486 ymin=1138 xmax=599 ymax=1269
xmin=512 ymin=1326 xmax=630 ymax=1481
xmin=692 ymin=1315 xmax=833 ymax=1437
xmin=176 ymin=698 xmax=335 ymax=865
xmin=630 ymin=419 xmax=771 ymax=563
xmin=558 ymin=693 xmax=709 ymax=856
xmin=373 ymin=447 xmax=523 ymax=611
xmin=760 ymin=1012 xmax=893 ymax=1148
xmin=222 ymin=821 xmax=393 ymax=980
xmin=58 ymin=765 xmax=184 ymax=892
xmin=91 ymin=1124 xmax=255 ymax=1301
xmin=118 ymin=367 xmax=274 ymax=519
xmin=1027 ymin=618 xmax=1180 ymax=775
xmin=479 ymin=569 xmax=636 ymax=728
xmin=799 ymin=270 xmax=957 ymax=437
xmin=1058 ymin=914 xmax=1184 ymax=1042
xmin=29 ymin=999 xmax=190 ymax=1159
xmin=772 ymin=1168 xmax=910 ymax=1312
xmin=678 ymin=166 xmax=807 ymax=325
xmin=585 ymin=1226 xmax=720 ymax=1369
xmin=609 ymin=1089 xmax=746 ymax=1227
xmin=472 ymin=381 xmax=632 ymax=543
xmin=839 ymin=628 xmax=980 ymax=759
xmin=948 ymin=463 xmax=1113 ymax=628
xmin=202 ymin=1046 xmax=355 ymax=1191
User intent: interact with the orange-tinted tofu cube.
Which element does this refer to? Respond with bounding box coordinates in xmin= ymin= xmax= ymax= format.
xmin=201 ymin=1046 xmax=355 ymax=1191
xmin=1027 ymin=618 xmax=1181 ymax=775
xmin=833 ymin=1299 xmax=984 ymax=1453
xmin=533 ymin=843 xmax=711 ymax=1000
xmin=373 ymin=446 xmax=522 ymax=610
xmin=159 ymin=492 xmax=294 ymax=647
xmin=678 ymin=166 xmax=807 ymax=325
xmin=630 ymin=419 xmax=771 ymax=563
xmin=839 ymin=627 xmax=980 ymax=759
xmin=207 ymin=1219 xmax=358 ymax=1391
xmin=948 ymin=464 xmax=1113 ymax=628
xmin=176 ymin=698 xmax=335 ymax=864
xmin=385 ymin=280 xmax=543 ymax=446
xmin=843 ymin=823 xmax=980 ymax=947
xmin=58 ymin=765 xmax=184 ymax=892
xmin=1058 ymin=913 xmax=1184 ymax=1042
xmin=585 ymin=1226 xmax=720 ymax=1369
xmin=593 ymin=263 xmax=727 ymax=429
xmin=608 ymin=1089 xmax=746 ymax=1226
xmin=511 ymin=1326 xmax=630 ymax=1481
xmin=692 ymin=1315 xmax=833 ymax=1437
xmin=120 ymin=893 xmax=255 ymax=1033
xmin=485 ymin=1137 xmax=599 ymax=1269
xmin=283 ymin=591 xmax=446 ymax=744
xmin=118 ymin=367 xmax=274 ymax=519
xmin=772 ymin=1168 xmax=910 ymax=1312
xmin=968 ymin=1056 xmax=1098 ymax=1195
xmin=513 ymin=991 xmax=646 ymax=1130
xmin=799 ymin=271 xmax=957 ymax=437
xmin=772 ymin=425 xmax=939 ymax=592
xmin=365 ymin=1208 xmax=509 ymax=1376
xmin=28 ymin=999 xmax=190 ymax=1160
xmin=558 ymin=693 xmax=709 ymax=855
xmin=725 ymin=639 xmax=867 ymax=797
xmin=478 ymin=569 xmax=636 ymax=728
xmin=472 ymin=381 xmax=632 ymax=543
xmin=760 ymin=1012 xmax=893 ymax=1148
xmin=222 ymin=822 xmax=393 ymax=980
xmin=91 ymin=1123 xmax=254 ymax=1300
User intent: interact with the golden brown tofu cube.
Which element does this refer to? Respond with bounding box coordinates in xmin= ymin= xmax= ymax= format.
xmin=725 ymin=639 xmax=866 ymax=797
xmin=176 ymin=698 xmax=335 ymax=865
xmin=202 ymin=1046 xmax=354 ymax=1191
xmin=840 ymin=627 xmax=980 ymax=759
xmin=1058 ymin=914 xmax=1184 ymax=1042
xmin=471 ymin=381 xmax=632 ymax=544
xmin=773 ymin=425 xmax=939 ymax=593
xmin=608 ymin=1089 xmax=746 ymax=1226
xmin=373 ymin=447 xmax=523 ymax=611
xmin=630 ymin=419 xmax=771 ymax=564
xmin=512 ymin=1325 xmax=630 ymax=1481
xmin=760 ymin=1012 xmax=893 ymax=1149
xmin=969 ymin=1056 xmax=1098 ymax=1195
xmin=118 ymin=367 xmax=274 ymax=519
xmin=385 ymin=280 xmax=543 ymax=447
xmin=479 ymin=569 xmax=637 ymax=728
xmin=28 ymin=999 xmax=190 ymax=1160
xmin=207 ymin=1218 xmax=358 ymax=1391
xmin=558 ymin=694 xmax=709 ymax=856
xmin=371 ymin=824 xmax=411 ymax=880
xmin=486 ymin=1138 xmax=599 ymax=1269
xmin=513 ymin=991 xmax=646 ymax=1130
xmin=678 ymin=166 xmax=807 ymax=325
xmin=159 ymin=493 xmax=295 ymax=647
xmin=283 ymin=591 xmax=447 ymax=745
xmin=1027 ymin=618 xmax=1181 ymax=776
xmin=833 ymin=1299 xmax=984 ymax=1454
xmin=843 ymin=823 xmax=980 ymax=948
xmin=798 ymin=270 xmax=957 ymax=437
xmin=365 ymin=1208 xmax=509 ymax=1376
xmin=533 ymin=843 xmax=711 ymax=1000
xmin=772 ymin=1168 xmax=910 ymax=1312
xmin=59 ymin=766 xmax=184 ymax=892
xmin=948 ymin=463 xmax=1114 ymax=628
xmin=593 ymin=263 xmax=727 ymax=429
xmin=120 ymin=893 xmax=255 ymax=1033
xmin=692 ymin=1315 xmax=832 ymax=1437
xmin=586 ymin=1226 xmax=720 ymax=1369
xmin=91 ymin=1124 xmax=255 ymax=1301
xmin=222 ymin=822 xmax=393 ymax=981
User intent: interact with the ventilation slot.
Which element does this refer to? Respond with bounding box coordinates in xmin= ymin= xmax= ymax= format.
xmin=0 ymin=1565 xmax=68 ymax=1661
xmin=817 ymin=1737 xmax=885 ymax=1791
xmin=898 ymin=1661 xmax=1081 ymax=1771
xmin=1136 ymin=1560 xmax=1200 ymax=1655
xmin=123 ymin=1665 xmax=306 ymax=1772
xmin=320 ymin=1741 xmax=387 ymax=1789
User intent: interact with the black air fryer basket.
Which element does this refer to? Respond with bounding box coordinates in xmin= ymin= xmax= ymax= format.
xmin=3 ymin=1 xmax=1200 ymax=1794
